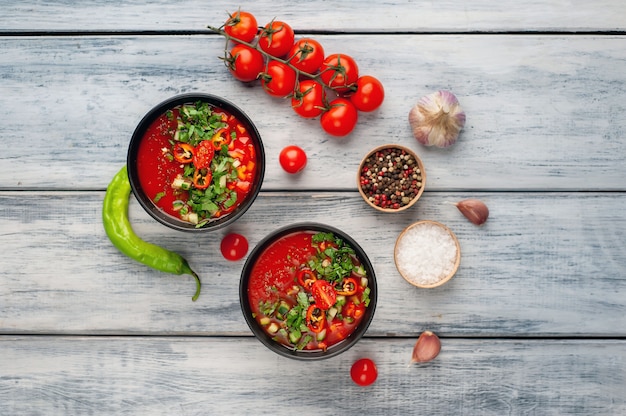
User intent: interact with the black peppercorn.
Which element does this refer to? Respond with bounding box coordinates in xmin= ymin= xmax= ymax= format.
xmin=359 ymin=147 xmax=423 ymax=210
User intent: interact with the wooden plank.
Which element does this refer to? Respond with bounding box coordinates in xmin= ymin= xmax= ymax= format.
xmin=2 ymin=0 xmax=625 ymax=32
xmin=1 ymin=191 xmax=625 ymax=336
xmin=1 ymin=35 xmax=625 ymax=191
xmin=0 ymin=336 xmax=624 ymax=414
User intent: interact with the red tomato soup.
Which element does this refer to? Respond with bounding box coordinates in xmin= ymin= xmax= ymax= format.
xmin=247 ymin=231 xmax=372 ymax=351
xmin=136 ymin=101 xmax=258 ymax=226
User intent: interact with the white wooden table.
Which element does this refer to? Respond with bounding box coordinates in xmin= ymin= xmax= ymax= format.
xmin=2 ymin=1 xmax=625 ymax=414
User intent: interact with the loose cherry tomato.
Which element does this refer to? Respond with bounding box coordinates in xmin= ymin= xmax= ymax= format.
xmin=350 ymin=358 xmax=378 ymax=386
xmin=258 ymin=20 xmax=295 ymax=58
xmin=224 ymin=10 xmax=258 ymax=43
xmin=287 ymin=38 xmax=325 ymax=74
xmin=220 ymin=233 xmax=249 ymax=261
xmin=320 ymin=54 xmax=359 ymax=94
xmin=320 ymin=98 xmax=358 ymax=137
xmin=261 ymin=60 xmax=298 ymax=98
xmin=279 ymin=145 xmax=307 ymax=174
xmin=228 ymin=44 xmax=265 ymax=82
xmin=350 ymin=75 xmax=385 ymax=112
xmin=193 ymin=140 xmax=215 ymax=169
xmin=291 ymin=80 xmax=326 ymax=119
xmin=173 ymin=142 xmax=194 ymax=164
xmin=311 ymin=279 xmax=336 ymax=310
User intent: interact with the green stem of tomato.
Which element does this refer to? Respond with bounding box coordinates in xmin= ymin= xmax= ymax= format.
xmin=207 ymin=25 xmax=344 ymax=96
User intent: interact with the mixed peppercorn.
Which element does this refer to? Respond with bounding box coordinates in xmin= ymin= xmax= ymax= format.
xmin=359 ymin=147 xmax=423 ymax=210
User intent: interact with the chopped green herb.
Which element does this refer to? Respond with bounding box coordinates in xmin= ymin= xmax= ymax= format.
xmin=153 ymin=192 xmax=166 ymax=203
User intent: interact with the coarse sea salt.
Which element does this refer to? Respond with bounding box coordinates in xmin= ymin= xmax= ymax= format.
xmin=395 ymin=222 xmax=459 ymax=286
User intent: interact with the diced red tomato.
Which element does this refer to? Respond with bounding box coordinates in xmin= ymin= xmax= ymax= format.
xmin=235 ymin=181 xmax=251 ymax=193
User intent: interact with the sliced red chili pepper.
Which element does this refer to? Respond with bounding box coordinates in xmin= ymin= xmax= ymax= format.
xmin=173 ymin=142 xmax=194 ymax=164
xmin=311 ymin=279 xmax=336 ymax=310
xmin=193 ymin=168 xmax=212 ymax=190
xmin=211 ymin=128 xmax=232 ymax=151
xmin=306 ymin=305 xmax=326 ymax=333
xmin=336 ymin=277 xmax=358 ymax=296
xmin=297 ymin=268 xmax=317 ymax=290
xmin=193 ymin=140 xmax=215 ymax=169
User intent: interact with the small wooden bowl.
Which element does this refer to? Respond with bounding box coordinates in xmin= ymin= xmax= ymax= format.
xmin=394 ymin=220 xmax=461 ymax=288
xmin=357 ymin=144 xmax=426 ymax=213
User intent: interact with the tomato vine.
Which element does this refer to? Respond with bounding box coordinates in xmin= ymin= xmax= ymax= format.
xmin=207 ymin=10 xmax=384 ymax=137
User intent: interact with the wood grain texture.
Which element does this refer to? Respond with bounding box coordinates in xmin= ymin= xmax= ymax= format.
xmin=1 ymin=336 xmax=624 ymax=415
xmin=1 ymin=191 xmax=624 ymax=337
xmin=1 ymin=35 xmax=625 ymax=191
xmin=1 ymin=1 xmax=626 ymax=412
xmin=2 ymin=0 xmax=625 ymax=32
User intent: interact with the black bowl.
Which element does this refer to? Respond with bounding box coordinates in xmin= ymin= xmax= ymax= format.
xmin=127 ymin=93 xmax=265 ymax=232
xmin=240 ymin=223 xmax=377 ymax=360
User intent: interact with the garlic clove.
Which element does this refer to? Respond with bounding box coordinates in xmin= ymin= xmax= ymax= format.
xmin=455 ymin=199 xmax=489 ymax=226
xmin=411 ymin=330 xmax=441 ymax=364
xmin=408 ymin=90 xmax=466 ymax=148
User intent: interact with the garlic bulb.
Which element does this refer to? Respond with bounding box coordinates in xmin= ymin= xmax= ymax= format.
xmin=409 ymin=90 xmax=466 ymax=148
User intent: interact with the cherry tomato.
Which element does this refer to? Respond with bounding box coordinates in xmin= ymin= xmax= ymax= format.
xmin=320 ymin=98 xmax=358 ymax=137
xmin=287 ymin=38 xmax=325 ymax=74
xmin=261 ymin=60 xmax=298 ymax=98
xmin=279 ymin=145 xmax=307 ymax=174
xmin=193 ymin=140 xmax=215 ymax=169
xmin=291 ymin=80 xmax=326 ymax=119
xmin=224 ymin=10 xmax=258 ymax=43
xmin=350 ymin=358 xmax=378 ymax=386
xmin=320 ymin=54 xmax=359 ymax=94
xmin=350 ymin=75 xmax=385 ymax=112
xmin=228 ymin=44 xmax=265 ymax=82
xmin=258 ymin=20 xmax=295 ymax=58
xmin=220 ymin=233 xmax=249 ymax=261
xmin=311 ymin=279 xmax=336 ymax=310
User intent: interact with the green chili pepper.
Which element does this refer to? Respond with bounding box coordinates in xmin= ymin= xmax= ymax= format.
xmin=102 ymin=166 xmax=201 ymax=301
